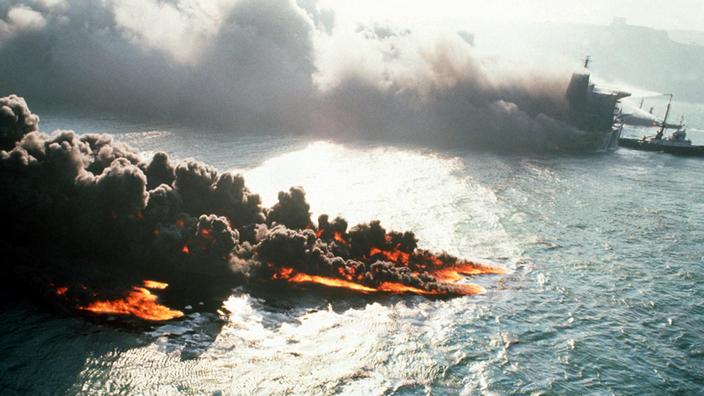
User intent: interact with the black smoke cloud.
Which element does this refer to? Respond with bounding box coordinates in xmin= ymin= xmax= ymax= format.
xmin=1 ymin=95 xmax=499 ymax=315
xmin=1 ymin=0 xmax=591 ymax=151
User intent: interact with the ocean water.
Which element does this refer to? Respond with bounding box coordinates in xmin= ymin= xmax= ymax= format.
xmin=1 ymin=113 xmax=704 ymax=395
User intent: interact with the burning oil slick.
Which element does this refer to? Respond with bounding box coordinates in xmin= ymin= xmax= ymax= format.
xmin=55 ymin=280 xmax=184 ymax=321
xmin=0 ymin=95 xmax=507 ymax=322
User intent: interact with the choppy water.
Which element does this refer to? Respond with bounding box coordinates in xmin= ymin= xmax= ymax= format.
xmin=2 ymin=114 xmax=704 ymax=395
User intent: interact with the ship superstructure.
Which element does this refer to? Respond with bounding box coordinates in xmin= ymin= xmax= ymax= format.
xmin=565 ymin=57 xmax=631 ymax=150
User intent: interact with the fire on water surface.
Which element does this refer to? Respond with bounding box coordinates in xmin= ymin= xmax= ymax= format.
xmin=273 ymin=261 xmax=504 ymax=296
xmin=287 ymin=272 xmax=486 ymax=295
xmin=268 ymin=230 xmax=510 ymax=297
xmin=56 ymin=281 xmax=184 ymax=321
xmin=1 ymin=95 xmax=511 ymax=324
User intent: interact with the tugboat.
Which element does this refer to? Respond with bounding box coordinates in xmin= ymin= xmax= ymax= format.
xmin=618 ymin=96 xmax=704 ymax=156
xmin=564 ymin=57 xmax=631 ymax=151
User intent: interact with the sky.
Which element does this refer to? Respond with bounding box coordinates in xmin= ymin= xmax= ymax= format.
xmin=321 ymin=0 xmax=704 ymax=32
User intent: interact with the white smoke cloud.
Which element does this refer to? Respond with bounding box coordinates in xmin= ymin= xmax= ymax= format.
xmin=308 ymin=19 xmax=576 ymax=149
xmin=108 ymin=0 xmax=238 ymax=64
xmin=33 ymin=0 xmax=68 ymax=9
xmin=0 ymin=5 xmax=47 ymax=44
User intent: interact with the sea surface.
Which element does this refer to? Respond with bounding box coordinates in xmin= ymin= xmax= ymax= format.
xmin=1 ymin=107 xmax=704 ymax=395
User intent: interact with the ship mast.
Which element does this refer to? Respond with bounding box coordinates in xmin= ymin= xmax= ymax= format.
xmin=655 ymin=94 xmax=673 ymax=139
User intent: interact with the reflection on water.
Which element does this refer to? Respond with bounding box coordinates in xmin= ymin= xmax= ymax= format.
xmin=241 ymin=141 xmax=517 ymax=259
xmin=66 ymin=292 xmax=504 ymax=395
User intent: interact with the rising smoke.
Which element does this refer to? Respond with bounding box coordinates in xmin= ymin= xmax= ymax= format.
xmin=0 ymin=0 xmax=588 ymax=151
xmin=1 ymin=95 xmax=506 ymax=317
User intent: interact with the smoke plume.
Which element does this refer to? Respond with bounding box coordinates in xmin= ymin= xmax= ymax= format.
xmin=0 ymin=0 xmax=592 ymax=152
xmin=1 ymin=95 xmax=506 ymax=319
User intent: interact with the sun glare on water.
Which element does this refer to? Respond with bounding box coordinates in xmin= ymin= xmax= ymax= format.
xmin=240 ymin=141 xmax=514 ymax=258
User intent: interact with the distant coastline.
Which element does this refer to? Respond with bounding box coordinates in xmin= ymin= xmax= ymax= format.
xmin=472 ymin=18 xmax=704 ymax=104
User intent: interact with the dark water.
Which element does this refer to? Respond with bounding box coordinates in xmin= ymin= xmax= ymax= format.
xmin=2 ymin=114 xmax=704 ymax=395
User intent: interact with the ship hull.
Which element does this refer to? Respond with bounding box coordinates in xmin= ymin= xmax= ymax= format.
xmin=618 ymin=138 xmax=704 ymax=156
xmin=577 ymin=126 xmax=623 ymax=152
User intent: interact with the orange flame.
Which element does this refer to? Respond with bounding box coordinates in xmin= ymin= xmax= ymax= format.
xmin=289 ymin=273 xmax=377 ymax=293
xmin=454 ymin=283 xmax=486 ymax=294
xmin=273 ymin=267 xmax=295 ymax=280
xmin=370 ymin=247 xmax=410 ymax=265
xmin=51 ymin=280 xmax=182 ymax=321
xmin=376 ymin=282 xmax=441 ymax=295
xmin=282 ymin=270 xmax=486 ymax=296
xmin=431 ymin=261 xmax=510 ymax=282
xmin=337 ymin=266 xmax=359 ymax=281
xmin=143 ymin=280 xmax=169 ymax=289
xmin=182 ymin=245 xmax=189 ymax=254
xmin=333 ymin=232 xmax=346 ymax=244
xmin=81 ymin=286 xmax=183 ymax=321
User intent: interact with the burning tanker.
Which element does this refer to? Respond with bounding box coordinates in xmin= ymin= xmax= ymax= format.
xmin=0 ymin=94 xmax=508 ymax=322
